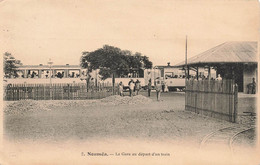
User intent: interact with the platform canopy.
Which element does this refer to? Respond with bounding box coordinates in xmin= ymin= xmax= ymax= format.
xmin=175 ymin=41 xmax=257 ymax=67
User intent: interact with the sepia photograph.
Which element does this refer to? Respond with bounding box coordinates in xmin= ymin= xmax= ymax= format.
xmin=0 ymin=0 xmax=259 ymax=164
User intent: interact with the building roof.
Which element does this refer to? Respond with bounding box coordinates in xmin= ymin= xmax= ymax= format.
xmin=154 ymin=65 xmax=178 ymax=69
xmin=18 ymin=64 xmax=81 ymax=70
xmin=175 ymin=41 xmax=258 ymax=67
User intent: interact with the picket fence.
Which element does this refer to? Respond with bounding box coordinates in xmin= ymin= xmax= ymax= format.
xmin=4 ymin=83 xmax=119 ymax=101
xmin=185 ymin=79 xmax=238 ymax=123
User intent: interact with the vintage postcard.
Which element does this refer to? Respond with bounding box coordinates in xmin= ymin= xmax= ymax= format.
xmin=0 ymin=0 xmax=259 ymax=164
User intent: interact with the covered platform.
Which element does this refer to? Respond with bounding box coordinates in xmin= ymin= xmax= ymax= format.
xmin=175 ymin=41 xmax=258 ymax=93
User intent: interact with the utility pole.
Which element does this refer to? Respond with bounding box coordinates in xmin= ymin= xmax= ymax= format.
xmin=185 ymin=36 xmax=188 ymax=111
xmin=185 ymin=36 xmax=188 ymax=82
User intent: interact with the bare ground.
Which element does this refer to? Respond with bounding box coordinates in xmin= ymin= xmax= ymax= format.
xmin=3 ymin=92 xmax=257 ymax=149
xmin=2 ymin=92 xmax=258 ymax=165
xmin=4 ymin=92 xmax=241 ymax=147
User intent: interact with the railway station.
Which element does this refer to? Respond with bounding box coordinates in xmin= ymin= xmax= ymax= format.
xmin=174 ymin=41 xmax=257 ymax=123
xmin=175 ymin=41 xmax=257 ymax=93
xmin=2 ymin=0 xmax=259 ymax=164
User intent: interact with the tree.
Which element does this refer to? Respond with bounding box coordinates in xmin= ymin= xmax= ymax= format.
xmin=3 ymin=52 xmax=22 ymax=78
xmin=81 ymin=45 xmax=153 ymax=94
xmin=80 ymin=45 xmax=153 ymax=80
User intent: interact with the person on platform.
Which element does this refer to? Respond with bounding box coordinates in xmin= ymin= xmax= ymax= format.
xmin=247 ymin=77 xmax=256 ymax=94
xmin=252 ymin=78 xmax=256 ymax=94
xmin=216 ymin=74 xmax=222 ymax=81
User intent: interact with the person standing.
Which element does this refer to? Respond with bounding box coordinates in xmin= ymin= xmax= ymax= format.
xmin=248 ymin=77 xmax=256 ymax=94
xmin=118 ymin=81 xmax=124 ymax=96
xmin=135 ymin=79 xmax=141 ymax=95
xmin=129 ymin=79 xmax=135 ymax=97
xmin=252 ymin=78 xmax=256 ymax=94
xmin=155 ymin=78 xmax=162 ymax=101
xmin=164 ymin=80 xmax=168 ymax=92
xmin=148 ymin=79 xmax=152 ymax=97
xmin=216 ymin=74 xmax=222 ymax=81
xmin=162 ymin=81 xmax=165 ymax=92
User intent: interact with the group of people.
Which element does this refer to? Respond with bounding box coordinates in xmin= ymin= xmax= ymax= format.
xmin=118 ymin=79 xmax=141 ymax=97
xmin=118 ymin=78 xmax=163 ymax=101
xmin=189 ymin=74 xmax=223 ymax=81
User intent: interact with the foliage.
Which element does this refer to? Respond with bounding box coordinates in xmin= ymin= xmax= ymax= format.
xmin=3 ymin=52 xmax=22 ymax=78
xmin=81 ymin=45 xmax=153 ymax=80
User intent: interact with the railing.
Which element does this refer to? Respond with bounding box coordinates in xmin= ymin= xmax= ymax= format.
xmin=185 ymin=80 xmax=238 ymax=123
xmin=4 ymin=83 xmax=119 ymax=101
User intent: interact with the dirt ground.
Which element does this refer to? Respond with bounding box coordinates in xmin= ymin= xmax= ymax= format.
xmin=4 ymin=92 xmax=239 ymax=145
xmin=3 ymin=92 xmax=257 ymax=147
xmin=2 ymin=91 xmax=258 ymax=165
xmin=232 ymin=128 xmax=257 ymax=152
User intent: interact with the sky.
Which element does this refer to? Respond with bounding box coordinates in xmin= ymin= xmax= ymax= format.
xmin=0 ymin=0 xmax=258 ymax=66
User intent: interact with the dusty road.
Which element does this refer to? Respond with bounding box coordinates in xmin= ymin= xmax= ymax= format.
xmin=3 ymin=92 xmax=256 ymax=148
xmin=2 ymin=92 xmax=258 ymax=165
xmin=4 ymin=92 xmax=237 ymax=144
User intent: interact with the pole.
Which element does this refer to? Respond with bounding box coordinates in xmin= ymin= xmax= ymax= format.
xmin=49 ymin=64 xmax=52 ymax=99
xmin=208 ymin=66 xmax=211 ymax=80
xmin=233 ymin=84 xmax=238 ymax=123
xmin=50 ymin=64 xmax=52 ymax=85
xmin=185 ymin=35 xmax=188 ymax=81
xmin=185 ymin=36 xmax=188 ymax=111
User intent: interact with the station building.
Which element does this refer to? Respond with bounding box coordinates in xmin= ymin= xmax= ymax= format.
xmin=175 ymin=41 xmax=258 ymax=93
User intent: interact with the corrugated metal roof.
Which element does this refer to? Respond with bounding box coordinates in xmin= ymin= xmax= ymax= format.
xmin=175 ymin=41 xmax=257 ymax=67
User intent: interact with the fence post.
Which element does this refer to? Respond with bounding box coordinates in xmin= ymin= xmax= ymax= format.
xmin=50 ymin=84 xmax=52 ymax=100
xmin=61 ymin=84 xmax=63 ymax=100
xmin=68 ymin=84 xmax=70 ymax=100
xmin=233 ymin=84 xmax=238 ymax=123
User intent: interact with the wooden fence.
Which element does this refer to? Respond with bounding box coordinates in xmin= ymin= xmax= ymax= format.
xmin=185 ymin=80 xmax=238 ymax=123
xmin=4 ymin=83 xmax=119 ymax=101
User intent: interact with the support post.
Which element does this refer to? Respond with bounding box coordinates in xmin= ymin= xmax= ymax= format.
xmin=185 ymin=36 xmax=188 ymax=110
xmin=187 ymin=66 xmax=190 ymax=80
xmin=24 ymin=69 xmax=27 ymax=78
xmin=185 ymin=36 xmax=188 ymax=81
xmin=208 ymin=67 xmax=211 ymax=80
xmin=196 ymin=67 xmax=199 ymax=80
xmin=233 ymin=84 xmax=238 ymax=123
xmin=39 ymin=69 xmax=42 ymax=78
xmin=65 ymin=69 xmax=69 ymax=78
